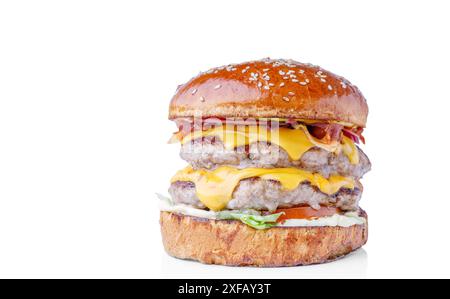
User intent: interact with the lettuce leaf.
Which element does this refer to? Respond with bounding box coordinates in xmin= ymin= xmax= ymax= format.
xmin=156 ymin=193 xmax=173 ymax=205
xmin=217 ymin=211 xmax=284 ymax=230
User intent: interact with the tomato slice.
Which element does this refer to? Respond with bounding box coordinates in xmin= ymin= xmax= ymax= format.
xmin=274 ymin=206 xmax=341 ymax=223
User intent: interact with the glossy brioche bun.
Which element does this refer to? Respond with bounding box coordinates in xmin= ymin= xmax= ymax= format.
xmin=169 ymin=58 xmax=368 ymax=127
xmin=160 ymin=211 xmax=368 ymax=267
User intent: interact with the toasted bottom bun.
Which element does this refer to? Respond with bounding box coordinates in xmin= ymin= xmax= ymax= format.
xmin=160 ymin=210 xmax=368 ymax=267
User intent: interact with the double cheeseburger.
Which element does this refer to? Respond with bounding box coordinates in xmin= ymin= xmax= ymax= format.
xmin=159 ymin=58 xmax=370 ymax=266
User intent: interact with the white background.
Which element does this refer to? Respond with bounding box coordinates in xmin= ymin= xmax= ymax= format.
xmin=1 ymin=0 xmax=449 ymax=278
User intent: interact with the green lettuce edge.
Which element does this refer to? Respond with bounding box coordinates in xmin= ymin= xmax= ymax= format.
xmin=217 ymin=211 xmax=284 ymax=230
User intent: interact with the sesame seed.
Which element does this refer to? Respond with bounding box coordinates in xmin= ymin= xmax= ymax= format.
xmin=229 ymin=68 xmax=237 ymax=71
xmin=315 ymin=70 xmax=327 ymax=79
xmin=279 ymin=70 xmax=286 ymax=75
xmin=249 ymin=72 xmax=259 ymax=81
xmin=328 ymin=85 xmax=333 ymax=90
xmin=282 ymin=97 xmax=290 ymax=102
xmin=291 ymin=79 xmax=299 ymax=82
xmin=279 ymin=82 xmax=285 ymax=87
xmin=299 ymin=82 xmax=307 ymax=86
xmin=214 ymin=84 xmax=221 ymax=90
xmin=263 ymin=68 xmax=270 ymax=72
xmin=257 ymin=82 xmax=262 ymax=88
xmin=320 ymin=78 xmax=327 ymax=82
xmin=263 ymin=85 xmax=270 ymax=90
xmin=191 ymin=88 xmax=197 ymax=95
xmin=200 ymin=96 xmax=205 ymax=102
xmin=288 ymin=91 xmax=295 ymax=96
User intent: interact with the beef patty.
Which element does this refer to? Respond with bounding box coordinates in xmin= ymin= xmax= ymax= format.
xmin=180 ymin=137 xmax=371 ymax=179
xmin=169 ymin=178 xmax=362 ymax=212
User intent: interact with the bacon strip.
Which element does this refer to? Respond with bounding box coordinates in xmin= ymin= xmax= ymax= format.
xmin=343 ymin=127 xmax=365 ymax=144
xmin=306 ymin=123 xmax=344 ymax=144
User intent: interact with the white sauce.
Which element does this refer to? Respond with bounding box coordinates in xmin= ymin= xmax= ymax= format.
xmin=159 ymin=199 xmax=218 ymax=219
xmin=159 ymin=199 xmax=366 ymax=228
xmin=279 ymin=212 xmax=365 ymax=228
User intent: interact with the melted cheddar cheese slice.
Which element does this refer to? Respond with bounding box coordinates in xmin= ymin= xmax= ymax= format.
xmin=171 ymin=166 xmax=355 ymax=211
xmin=180 ymin=125 xmax=359 ymax=164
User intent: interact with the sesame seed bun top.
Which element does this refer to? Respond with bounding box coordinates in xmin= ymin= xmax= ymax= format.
xmin=169 ymin=58 xmax=368 ymax=127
